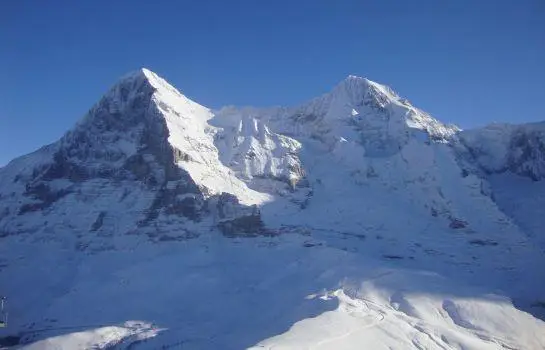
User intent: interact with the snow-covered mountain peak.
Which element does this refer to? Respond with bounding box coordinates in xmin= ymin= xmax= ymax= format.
xmin=333 ymin=74 xmax=400 ymax=106
xmin=322 ymin=75 xmax=401 ymax=107
xmin=2 ymin=69 xmax=545 ymax=349
xmin=68 ymin=68 xmax=213 ymax=151
xmin=118 ymin=67 xmax=152 ymax=81
xmin=106 ymin=68 xmax=209 ymax=117
xmin=117 ymin=67 xmax=172 ymax=92
xmin=240 ymin=75 xmax=458 ymax=152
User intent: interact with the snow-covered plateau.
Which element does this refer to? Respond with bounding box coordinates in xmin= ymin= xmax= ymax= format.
xmin=0 ymin=69 xmax=544 ymax=349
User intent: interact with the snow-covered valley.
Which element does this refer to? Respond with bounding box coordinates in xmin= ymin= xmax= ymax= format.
xmin=0 ymin=69 xmax=544 ymax=349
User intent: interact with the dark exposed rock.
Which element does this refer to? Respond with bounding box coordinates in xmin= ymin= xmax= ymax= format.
xmin=139 ymin=180 xmax=203 ymax=226
xmin=366 ymin=166 xmax=378 ymax=178
xmin=164 ymin=195 xmax=201 ymax=219
xmin=469 ymin=239 xmax=498 ymax=246
xmin=19 ymin=202 xmax=47 ymax=215
xmin=303 ymin=241 xmax=322 ymax=247
xmin=216 ymin=192 xmax=243 ymax=219
xmin=41 ymin=152 xmax=89 ymax=182
xmin=383 ymin=255 xmax=405 ymax=260
xmin=213 ymin=192 xmax=271 ymax=236
xmin=18 ymin=182 xmax=72 ymax=214
xmin=218 ymin=214 xmax=267 ymax=237
xmin=90 ymin=211 xmax=106 ymax=231
xmin=173 ymin=147 xmax=193 ymax=162
xmin=123 ymin=154 xmax=152 ymax=182
xmin=507 ymin=130 xmax=545 ymax=181
xmin=299 ymin=189 xmax=313 ymax=209
xmin=291 ymin=113 xmax=319 ymax=123
xmin=138 ymin=116 xmax=183 ymax=183
xmin=24 ymin=183 xmax=70 ymax=203
xmin=340 ymin=231 xmax=366 ymax=240
xmin=449 ymin=217 xmax=468 ymax=229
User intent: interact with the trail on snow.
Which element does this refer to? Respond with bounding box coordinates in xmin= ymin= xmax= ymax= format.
xmin=310 ymin=290 xmax=386 ymax=350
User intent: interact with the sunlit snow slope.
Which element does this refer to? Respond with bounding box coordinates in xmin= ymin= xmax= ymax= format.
xmin=0 ymin=69 xmax=544 ymax=349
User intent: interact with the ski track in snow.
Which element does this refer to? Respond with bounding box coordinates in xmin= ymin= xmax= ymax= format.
xmin=308 ymin=292 xmax=386 ymax=350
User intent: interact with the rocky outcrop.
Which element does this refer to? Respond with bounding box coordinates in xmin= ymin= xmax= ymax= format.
xmin=214 ymin=192 xmax=268 ymax=236
xmin=214 ymin=116 xmax=307 ymax=193
xmin=458 ymin=122 xmax=545 ymax=181
xmin=18 ymin=182 xmax=72 ymax=215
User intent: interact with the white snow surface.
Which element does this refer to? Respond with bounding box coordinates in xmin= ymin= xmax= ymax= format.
xmin=0 ymin=68 xmax=544 ymax=349
xmin=141 ymin=68 xmax=273 ymax=205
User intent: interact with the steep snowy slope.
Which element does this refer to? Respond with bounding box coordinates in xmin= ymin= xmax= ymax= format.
xmin=215 ymin=74 xmax=545 ymax=301
xmin=212 ymin=116 xmax=307 ymax=193
xmin=2 ymin=237 xmax=543 ymax=350
xmin=1 ymin=69 xmax=544 ymax=349
xmin=456 ymin=122 xmax=545 ymax=252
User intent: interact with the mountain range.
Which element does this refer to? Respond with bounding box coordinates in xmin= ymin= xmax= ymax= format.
xmin=1 ymin=69 xmax=544 ymax=349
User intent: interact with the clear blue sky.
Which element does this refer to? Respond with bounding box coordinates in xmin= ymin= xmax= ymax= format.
xmin=1 ymin=0 xmax=544 ymax=166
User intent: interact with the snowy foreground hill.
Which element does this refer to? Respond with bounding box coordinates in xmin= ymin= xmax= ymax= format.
xmin=1 ymin=69 xmax=545 ymax=349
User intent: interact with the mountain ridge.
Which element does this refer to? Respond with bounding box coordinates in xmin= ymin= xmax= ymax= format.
xmin=1 ymin=68 xmax=544 ymax=349
xmin=1 ymin=68 xmax=544 ymax=240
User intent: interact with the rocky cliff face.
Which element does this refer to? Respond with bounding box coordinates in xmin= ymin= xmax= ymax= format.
xmin=0 ymin=69 xmax=264 ymax=245
xmin=458 ymin=122 xmax=545 ymax=181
